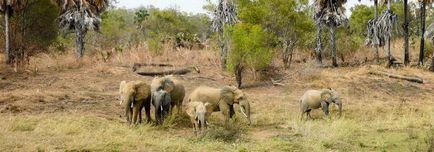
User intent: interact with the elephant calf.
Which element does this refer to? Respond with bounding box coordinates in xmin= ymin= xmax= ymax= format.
xmin=151 ymin=75 xmax=185 ymax=124
xmin=299 ymin=88 xmax=342 ymax=120
xmin=119 ymin=80 xmax=152 ymax=124
xmin=185 ymin=101 xmax=211 ymax=133
xmin=187 ymin=85 xmax=251 ymax=125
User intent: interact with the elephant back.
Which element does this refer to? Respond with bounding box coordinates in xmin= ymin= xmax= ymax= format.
xmin=132 ymin=81 xmax=151 ymax=101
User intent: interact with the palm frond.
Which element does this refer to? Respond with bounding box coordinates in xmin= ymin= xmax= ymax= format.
xmin=365 ymin=9 xmax=398 ymax=47
xmin=55 ymin=0 xmax=110 ymax=33
xmin=313 ymin=0 xmax=348 ymax=26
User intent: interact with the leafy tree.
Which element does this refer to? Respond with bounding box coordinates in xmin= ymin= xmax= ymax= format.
xmin=226 ymin=23 xmax=272 ymax=88
xmin=0 ymin=0 xmax=58 ymax=64
xmin=137 ymin=7 xmax=211 ymax=53
xmin=237 ymin=0 xmax=314 ymax=69
xmin=0 ymin=0 xmax=23 ymax=64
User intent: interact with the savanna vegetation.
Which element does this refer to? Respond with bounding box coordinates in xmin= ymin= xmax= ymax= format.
xmin=0 ymin=0 xmax=433 ymax=151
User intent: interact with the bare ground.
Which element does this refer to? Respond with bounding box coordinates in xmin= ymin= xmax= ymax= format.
xmin=0 ymin=51 xmax=433 ymax=151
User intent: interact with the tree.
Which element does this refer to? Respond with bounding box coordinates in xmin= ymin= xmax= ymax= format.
xmin=374 ymin=0 xmax=380 ymax=63
xmin=366 ymin=0 xmax=398 ymax=67
xmin=313 ymin=0 xmax=348 ymax=67
xmin=227 ymin=23 xmax=271 ymax=88
xmin=237 ymin=0 xmax=313 ymax=69
xmin=211 ymin=0 xmax=237 ymax=69
xmin=404 ymin=0 xmax=410 ymax=65
xmin=0 ymin=0 xmax=58 ymax=65
xmin=53 ymin=0 xmax=109 ymax=58
xmin=0 ymin=0 xmax=23 ymax=64
xmin=418 ymin=0 xmax=433 ymax=66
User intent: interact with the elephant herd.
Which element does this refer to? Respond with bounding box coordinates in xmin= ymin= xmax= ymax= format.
xmin=118 ymin=75 xmax=342 ymax=132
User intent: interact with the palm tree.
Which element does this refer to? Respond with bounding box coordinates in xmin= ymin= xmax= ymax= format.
xmin=313 ymin=0 xmax=348 ymax=67
xmin=0 ymin=0 xmax=22 ymax=64
xmin=211 ymin=0 xmax=237 ymax=70
xmin=52 ymin=0 xmax=109 ymax=58
xmin=366 ymin=0 xmax=397 ymax=67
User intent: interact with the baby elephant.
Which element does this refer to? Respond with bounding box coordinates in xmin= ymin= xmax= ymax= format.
xmin=185 ymin=101 xmax=211 ymax=133
xmin=299 ymin=88 xmax=342 ymax=120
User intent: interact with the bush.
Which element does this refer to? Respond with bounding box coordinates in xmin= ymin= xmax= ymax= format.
xmin=226 ymin=23 xmax=273 ymax=87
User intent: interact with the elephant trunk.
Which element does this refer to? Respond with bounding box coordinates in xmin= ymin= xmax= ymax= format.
xmin=196 ymin=111 xmax=206 ymax=130
xmin=239 ymin=100 xmax=251 ymax=125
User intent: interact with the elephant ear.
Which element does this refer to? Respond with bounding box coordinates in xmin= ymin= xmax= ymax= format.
xmin=321 ymin=89 xmax=332 ymax=103
xmin=162 ymin=77 xmax=175 ymax=92
xmin=233 ymin=88 xmax=245 ymax=103
xmin=220 ymin=86 xmax=236 ymax=105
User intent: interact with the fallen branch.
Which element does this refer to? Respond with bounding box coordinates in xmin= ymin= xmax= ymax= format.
xmin=136 ymin=68 xmax=191 ymax=76
xmin=369 ymin=71 xmax=424 ymax=83
xmin=132 ymin=63 xmax=174 ymax=72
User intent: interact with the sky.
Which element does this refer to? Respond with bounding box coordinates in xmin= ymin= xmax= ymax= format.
xmin=115 ymin=0 xmax=374 ymax=16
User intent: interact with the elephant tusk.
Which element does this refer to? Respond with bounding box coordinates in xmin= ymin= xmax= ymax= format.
xmin=240 ymin=106 xmax=248 ymax=118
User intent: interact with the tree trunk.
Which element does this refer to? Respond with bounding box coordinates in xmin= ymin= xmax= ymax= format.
xmin=288 ymin=50 xmax=293 ymax=69
xmin=234 ymin=63 xmax=242 ymax=88
xmin=387 ymin=1 xmax=393 ymax=67
xmin=430 ymin=54 xmax=434 ymax=71
xmin=315 ymin=22 xmax=322 ymax=64
xmin=403 ymin=0 xmax=410 ymax=65
xmin=419 ymin=2 xmax=426 ymax=66
xmin=74 ymin=2 xmax=87 ymax=59
xmin=282 ymin=40 xmax=295 ymax=69
xmin=4 ymin=6 xmax=12 ymax=64
xmin=330 ymin=23 xmax=338 ymax=67
xmin=220 ymin=41 xmax=227 ymax=70
xmin=374 ymin=0 xmax=379 ymax=63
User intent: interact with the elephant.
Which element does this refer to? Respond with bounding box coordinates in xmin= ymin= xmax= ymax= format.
xmin=185 ymin=101 xmax=212 ymax=133
xmin=187 ymin=85 xmax=251 ymax=125
xmin=152 ymin=89 xmax=172 ymax=124
xmin=119 ymin=80 xmax=152 ymax=124
xmin=299 ymin=88 xmax=342 ymax=120
xmin=150 ymin=75 xmax=185 ymax=123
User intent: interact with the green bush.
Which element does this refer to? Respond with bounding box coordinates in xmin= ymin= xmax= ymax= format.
xmin=226 ymin=23 xmax=272 ymax=73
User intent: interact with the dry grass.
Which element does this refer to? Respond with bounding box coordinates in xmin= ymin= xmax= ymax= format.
xmin=0 ymin=46 xmax=433 ymax=151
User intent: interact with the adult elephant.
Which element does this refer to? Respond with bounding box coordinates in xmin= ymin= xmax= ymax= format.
xmin=187 ymin=85 xmax=251 ymax=125
xmin=119 ymin=80 xmax=152 ymax=124
xmin=151 ymin=75 xmax=185 ymax=124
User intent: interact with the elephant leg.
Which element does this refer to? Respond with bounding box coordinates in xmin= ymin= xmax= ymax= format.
xmin=307 ymin=112 xmax=313 ymax=120
xmin=138 ymin=106 xmax=143 ymax=124
xmin=132 ymin=107 xmax=139 ymax=125
xmin=144 ymin=101 xmax=151 ymax=123
xmin=125 ymin=106 xmax=132 ymax=124
xmin=229 ymin=105 xmax=235 ymax=118
xmin=219 ymin=102 xmax=230 ymax=124
xmin=321 ymin=101 xmax=329 ymax=118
